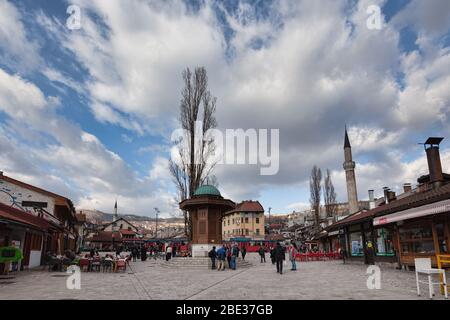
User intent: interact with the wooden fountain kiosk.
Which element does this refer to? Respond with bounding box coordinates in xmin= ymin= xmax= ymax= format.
xmin=180 ymin=185 xmax=235 ymax=257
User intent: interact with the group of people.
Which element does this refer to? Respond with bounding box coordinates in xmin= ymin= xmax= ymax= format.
xmin=268 ymin=242 xmax=298 ymax=274
xmin=209 ymin=242 xmax=299 ymax=275
xmin=208 ymin=244 xmax=247 ymax=271
xmin=130 ymin=246 xmax=150 ymax=262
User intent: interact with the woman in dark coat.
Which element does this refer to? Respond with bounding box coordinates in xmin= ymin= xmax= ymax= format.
xmin=131 ymin=247 xmax=138 ymax=262
xmin=241 ymin=247 xmax=247 ymax=261
xmin=270 ymin=247 xmax=276 ymax=264
xmin=226 ymin=245 xmax=232 ymax=269
xmin=141 ymin=246 xmax=147 ymax=261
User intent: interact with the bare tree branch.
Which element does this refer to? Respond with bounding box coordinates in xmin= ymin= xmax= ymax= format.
xmin=309 ymin=166 xmax=322 ymax=232
xmin=170 ymin=67 xmax=219 ymax=240
xmin=324 ymin=169 xmax=338 ymax=218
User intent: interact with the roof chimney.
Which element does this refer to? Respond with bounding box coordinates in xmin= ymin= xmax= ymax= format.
xmin=0 ymin=171 xmax=3 ymax=176
xmin=403 ymin=183 xmax=412 ymax=193
xmin=383 ymin=187 xmax=390 ymax=204
xmin=388 ymin=191 xmax=396 ymax=202
xmin=423 ymin=137 xmax=444 ymax=189
xmin=368 ymin=190 xmax=375 ymax=209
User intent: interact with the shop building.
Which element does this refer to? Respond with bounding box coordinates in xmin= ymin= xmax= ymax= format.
xmin=0 ymin=173 xmax=77 ymax=259
xmin=325 ymin=137 xmax=450 ymax=268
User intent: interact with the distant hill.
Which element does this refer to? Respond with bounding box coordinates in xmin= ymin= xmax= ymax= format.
xmin=80 ymin=209 xmax=183 ymax=224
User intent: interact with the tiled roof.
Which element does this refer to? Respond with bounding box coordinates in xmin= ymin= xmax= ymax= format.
xmin=102 ymin=217 xmax=138 ymax=231
xmin=0 ymin=202 xmax=54 ymax=231
xmin=225 ymin=200 xmax=264 ymax=215
xmin=89 ymin=231 xmax=122 ymax=242
xmin=327 ymin=183 xmax=450 ymax=230
xmin=119 ymin=229 xmax=136 ymax=236
xmin=265 ymin=234 xmax=285 ymax=241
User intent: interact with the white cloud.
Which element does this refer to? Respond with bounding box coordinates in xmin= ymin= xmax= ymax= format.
xmin=0 ymin=0 xmax=41 ymax=71
xmin=1 ymin=0 xmax=450 ymax=214
xmin=0 ymin=67 xmax=175 ymax=216
xmin=286 ymin=202 xmax=311 ymax=212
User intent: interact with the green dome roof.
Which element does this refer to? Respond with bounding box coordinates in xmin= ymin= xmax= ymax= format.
xmin=194 ymin=185 xmax=221 ymax=197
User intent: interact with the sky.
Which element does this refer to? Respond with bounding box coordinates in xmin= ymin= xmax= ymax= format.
xmin=0 ymin=0 xmax=450 ymax=217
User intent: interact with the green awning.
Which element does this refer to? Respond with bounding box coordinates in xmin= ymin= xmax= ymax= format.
xmin=0 ymin=247 xmax=23 ymax=263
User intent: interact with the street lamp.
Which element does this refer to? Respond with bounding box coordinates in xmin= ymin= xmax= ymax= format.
xmin=154 ymin=207 xmax=160 ymax=239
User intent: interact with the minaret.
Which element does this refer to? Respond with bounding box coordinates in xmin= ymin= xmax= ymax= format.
xmin=343 ymin=128 xmax=359 ymax=214
xmin=113 ymin=200 xmax=118 ymax=221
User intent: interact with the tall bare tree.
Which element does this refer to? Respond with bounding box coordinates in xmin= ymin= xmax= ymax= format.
xmin=169 ymin=67 xmax=218 ymax=239
xmin=309 ymin=166 xmax=322 ymax=231
xmin=324 ymin=169 xmax=337 ymax=218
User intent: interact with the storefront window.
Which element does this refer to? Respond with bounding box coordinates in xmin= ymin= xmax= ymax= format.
xmin=350 ymin=232 xmax=363 ymax=257
xmin=399 ymin=224 xmax=435 ymax=254
xmin=375 ymin=228 xmax=394 ymax=256
xmin=435 ymin=224 xmax=448 ymax=254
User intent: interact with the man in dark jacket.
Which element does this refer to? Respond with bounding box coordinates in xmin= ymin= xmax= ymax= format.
xmin=208 ymin=246 xmax=217 ymax=270
xmin=258 ymin=246 xmax=266 ymax=263
xmin=131 ymin=247 xmax=138 ymax=262
xmin=274 ymin=242 xmax=285 ymax=274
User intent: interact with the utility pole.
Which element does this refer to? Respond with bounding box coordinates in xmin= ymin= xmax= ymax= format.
xmin=154 ymin=207 xmax=160 ymax=239
xmin=268 ymin=207 xmax=272 ymax=235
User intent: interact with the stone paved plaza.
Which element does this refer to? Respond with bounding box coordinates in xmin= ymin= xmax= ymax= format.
xmin=0 ymin=253 xmax=447 ymax=300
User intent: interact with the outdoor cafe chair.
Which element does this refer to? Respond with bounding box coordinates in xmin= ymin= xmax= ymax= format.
xmin=415 ymin=258 xmax=448 ymax=299
xmin=47 ymin=257 xmax=62 ymax=272
xmin=116 ymin=260 xmax=127 ymax=273
xmin=79 ymin=258 xmax=90 ymax=272
xmin=91 ymin=258 xmax=101 ymax=272
xmin=102 ymin=259 xmax=113 ymax=273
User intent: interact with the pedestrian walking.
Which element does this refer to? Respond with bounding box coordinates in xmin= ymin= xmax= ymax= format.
xmin=172 ymin=245 xmax=177 ymax=258
xmin=131 ymin=247 xmax=138 ymax=262
xmin=217 ymin=245 xmax=226 ymax=271
xmin=226 ymin=245 xmax=232 ymax=269
xmin=340 ymin=248 xmax=347 ymax=264
xmin=141 ymin=246 xmax=147 ymax=261
xmin=208 ymin=246 xmax=217 ymax=270
xmin=231 ymin=244 xmax=239 ymax=270
xmin=165 ymin=244 xmax=172 ymax=261
xmin=270 ymin=246 xmax=276 ymax=264
xmin=289 ymin=243 xmax=298 ymax=271
xmin=241 ymin=246 xmax=247 ymax=261
xmin=274 ymin=242 xmax=285 ymax=274
xmin=116 ymin=245 xmax=122 ymax=257
xmin=258 ymin=246 xmax=266 ymax=263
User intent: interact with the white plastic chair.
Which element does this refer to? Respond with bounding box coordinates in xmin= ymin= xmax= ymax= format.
xmin=415 ymin=258 xmax=448 ymax=299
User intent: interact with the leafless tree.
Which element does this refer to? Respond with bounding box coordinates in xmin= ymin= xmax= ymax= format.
xmin=324 ymin=169 xmax=337 ymax=218
xmin=169 ymin=67 xmax=218 ymax=240
xmin=309 ymin=166 xmax=322 ymax=231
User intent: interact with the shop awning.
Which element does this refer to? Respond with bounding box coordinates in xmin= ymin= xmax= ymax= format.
xmin=373 ymin=199 xmax=450 ymax=226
